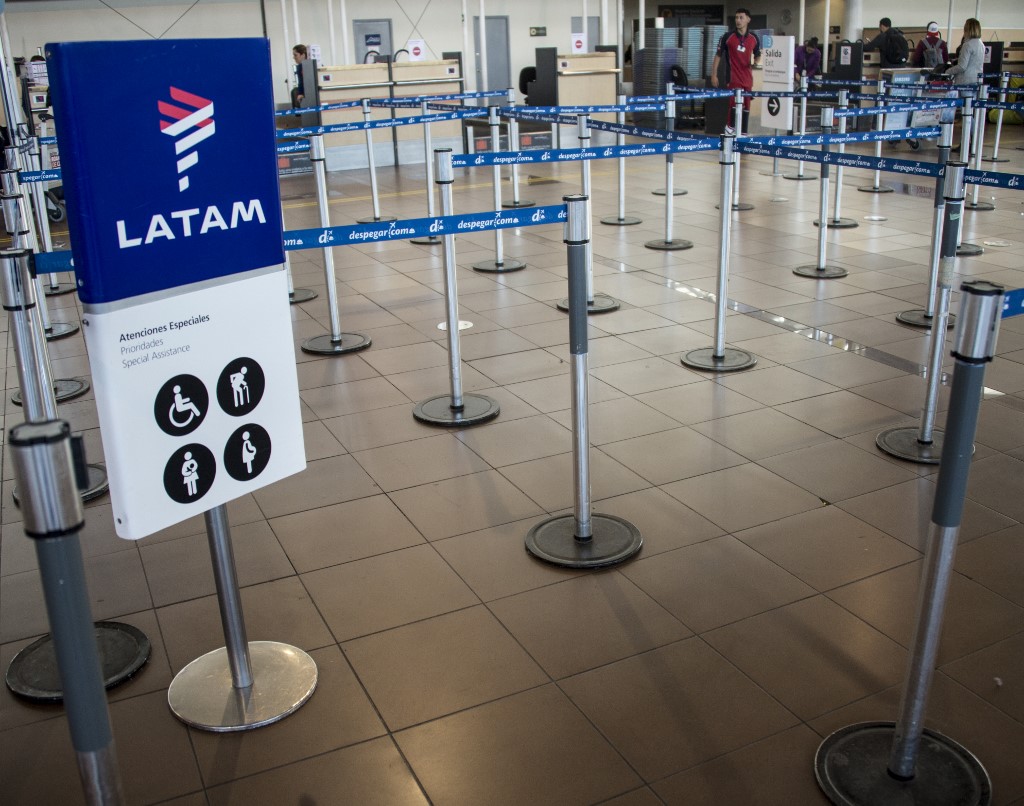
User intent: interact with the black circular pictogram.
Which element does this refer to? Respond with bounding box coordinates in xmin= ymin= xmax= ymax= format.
xmin=163 ymin=443 xmax=216 ymax=504
xmin=154 ymin=374 xmax=209 ymax=436
xmin=223 ymin=423 xmax=272 ymax=481
xmin=216 ymin=357 xmax=266 ymax=416
xmin=767 ymin=96 xmax=780 ymax=116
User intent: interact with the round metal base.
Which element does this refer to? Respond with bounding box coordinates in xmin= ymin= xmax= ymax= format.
xmin=502 ymin=199 xmax=535 ymax=208
xmin=680 ymin=347 xmax=757 ymax=372
xmin=6 ymin=621 xmax=150 ymax=701
xmin=652 ymin=188 xmax=687 ymax=196
xmin=356 ymin=215 xmax=397 ymax=224
xmin=472 ymin=258 xmax=526 ymax=273
xmin=409 ymin=235 xmax=442 ymax=245
xmin=896 ymin=310 xmax=956 ymax=329
xmin=437 ymin=320 xmax=473 ymax=331
xmin=12 ymin=463 xmax=109 ymax=507
xmin=715 ymin=202 xmax=755 ymax=211
xmin=858 ymin=185 xmax=895 ymax=193
xmin=964 ymin=202 xmax=995 ymax=212
xmin=301 ymin=333 xmax=371 ymax=355
xmin=784 ymin=172 xmax=818 ymax=180
xmin=525 ymin=513 xmax=642 ymax=569
xmin=168 ymin=641 xmax=318 ymax=733
xmin=815 ymin=722 xmax=991 ymax=806
xmin=288 ymin=288 xmax=318 ymax=304
xmin=645 ymin=238 xmax=693 ymax=251
xmin=793 ymin=264 xmax=849 ymax=279
xmin=956 ymin=243 xmax=984 ymax=257
xmin=43 ymin=282 xmax=77 ymax=297
xmin=413 ymin=393 xmax=501 ymax=427
xmin=814 ymin=218 xmax=859 ymax=229
xmin=981 ymin=155 xmax=1008 ymax=163
xmin=760 ymin=170 xmax=785 ymax=176
xmin=600 ymin=215 xmax=643 ymax=226
xmin=44 ymin=321 xmax=80 ymax=341
xmin=555 ymin=293 xmax=620 ymax=314
xmin=876 ymin=427 xmax=944 ymax=465
xmin=12 ymin=377 xmax=90 ymax=406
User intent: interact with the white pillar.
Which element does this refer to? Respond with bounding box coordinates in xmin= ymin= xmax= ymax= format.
xmin=842 ymin=0 xmax=862 ymax=43
xmin=617 ymin=0 xmax=624 ymax=69
xmin=601 ymin=0 xmax=609 ymax=45
xmin=326 ymin=0 xmax=336 ymax=65
xmin=947 ymin=0 xmax=955 ymax=45
xmin=479 ymin=0 xmax=488 ymax=92
xmin=280 ymin=0 xmax=292 ymax=90
xmin=822 ymin=0 xmax=831 ymax=68
xmin=339 ymin=0 xmax=350 ymax=64
xmin=291 ymin=0 xmax=301 ymax=45
xmin=799 ymin=0 xmax=805 ymax=46
xmin=638 ymin=0 xmax=645 ymax=49
xmin=462 ymin=0 xmax=471 ymax=90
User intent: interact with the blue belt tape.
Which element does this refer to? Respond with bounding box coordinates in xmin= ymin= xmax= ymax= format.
xmin=964 ymin=169 xmax=1023 ymax=190
xmin=39 ymin=136 xmax=58 ymax=146
xmin=453 ymin=139 xmax=717 ymax=168
xmin=278 ymin=107 xmax=488 ymax=138
xmin=34 ymin=251 xmax=74 ymax=274
xmin=274 ymin=99 xmax=365 ymax=116
xmin=834 ymin=100 xmax=961 ymax=118
xmin=513 ymin=104 xmax=666 ymax=115
xmin=737 ymin=141 xmax=945 ymax=178
xmin=744 ymin=126 xmax=940 ymax=147
xmin=18 ymin=169 xmax=61 ymax=183
xmin=1003 ymin=288 xmax=1024 ymax=318
xmin=276 ymin=141 xmax=311 ymax=154
xmin=977 ymin=100 xmax=1024 ymax=112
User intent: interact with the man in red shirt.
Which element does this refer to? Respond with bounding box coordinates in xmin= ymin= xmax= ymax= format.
xmin=711 ymin=8 xmax=761 ymax=130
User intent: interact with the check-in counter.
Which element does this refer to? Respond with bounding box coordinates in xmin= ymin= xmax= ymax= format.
xmin=391 ymin=60 xmax=464 ymax=157
xmin=317 ymin=63 xmax=392 ymax=158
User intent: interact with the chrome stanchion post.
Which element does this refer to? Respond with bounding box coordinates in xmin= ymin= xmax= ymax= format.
xmin=32 ymin=134 xmax=75 ymax=297
xmin=819 ymin=90 xmax=857 ymax=227
xmin=413 ymin=148 xmax=500 ymax=426
xmin=878 ymin=162 xmax=968 ymax=463
xmin=645 ymin=88 xmax=692 ymax=251
xmin=858 ymin=77 xmax=894 ymax=192
xmin=897 ymin=121 xmax=956 ymax=329
xmin=300 ymin=134 xmax=371 ymax=355
xmin=816 ymin=280 xmax=1000 ymax=806
xmin=356 ymin=98 xmax=396 ymax=224
xmin=525 ymin=195 xmax=642 ymax=569
xmin=965 ymin=84 xmax=994 ymax=211
xmin=2 ymin=247 xmax=55 ymax=421
xmin=284 ymin=198 xmax=317 ymax=304
xmin=410 ymin=99 xmax=443 ymax=245
xmin=681 ymin=134 xmax=756 ymax=372
xmin=472 ymin=105 xmax=526 ymax=273
xmin=955 ymin=95 xmax=984 ymax=257
xmin=9 ymin=419 xmax=126 ymax=806
xmin=653 ymin=84 xmax=686 ymax=197
xmin=601 ymin=93 xmax=642 ymax=225
xmin=502 ymin=88 xmax=534 ymax=208
xmin=729 ymin=88 xmax=754 ymax=211
xmin=785 ymin=74 xmax=817 ymax=180
xmin=168 ymin=504 xmax=318 ymax=731
xmin=794 ymin=107 xmax=848 ymax=279
xmin=984 ymin=72 xmax=1009 ymax=163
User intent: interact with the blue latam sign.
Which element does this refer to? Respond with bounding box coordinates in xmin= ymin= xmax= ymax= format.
xmin=46 ymin=39 xmax=283 ymax=305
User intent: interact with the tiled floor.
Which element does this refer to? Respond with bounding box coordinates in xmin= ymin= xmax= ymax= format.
xmin=3 ymin=123 xmax=1024 ymax=805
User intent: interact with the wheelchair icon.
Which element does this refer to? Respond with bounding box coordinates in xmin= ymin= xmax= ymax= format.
xmin=169 ymin=385 xmax=203 ymax=428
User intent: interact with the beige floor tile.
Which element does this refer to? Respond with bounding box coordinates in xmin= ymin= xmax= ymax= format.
xmin=789 ymin=351 xmax=909 ymax=386
xmin=636 ymin=378 xmax=763 ymax=424
xmin=500 ymin=450 xmax=649 ymax=512
xmin=591 ymin=356 xmax=705 ymax=395
xmin=593 ymin=487 xmax=725 ymax=556
xmin=547 ymin=396 xmax=683 ymax=444
xmin=691 ymin=407 xmax=833 ymax=460
xmin=454 ymin=413 xmax=571 ymax=466
xmin=252 ymin=454 xmax=381 ymax=518
xmin=601 ymin=426 xmax=747 ymax=485
xmin=353 ymin=432 xmax=491 ymax=491
xmin=505 ymin=373 xmax=625 ymax=412
xmin=955 ymin=524 xmax=1024 ymax=607
xmin=942 ymin=631 xmax=1024 ymax=724
xmin=776 ymin=390 xmax=912 ymax=438
xmin=322 ymin=402 xmax=440 ymax=451
xmin=966 ymin=454 xmax=1024 ymax=521
xmin=714 ymin=364 xmax=840 ymax=406
xmin=299 ymin=376 xmax=409 ymax=418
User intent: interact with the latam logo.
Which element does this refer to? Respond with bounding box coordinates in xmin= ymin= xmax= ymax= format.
xmin=159 ymin=87 xmax=216 ymax=192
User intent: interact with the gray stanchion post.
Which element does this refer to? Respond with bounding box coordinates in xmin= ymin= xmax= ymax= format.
xmin=955 ymin=94 xmax=984 ymax=258
xmin=525 ymin=195 xmax=642 ymax=568
xmin=728 ymin=88 xmax=754 ymax=211
xmin=410 ymin=99 xmax=443 ymax=245
xmin=858 ymin=77 xmax=894 ymax=193
xmin=984 ymin=72 xmax=1009 ymax=163
xmin=300 ymin=135 xmax=371 ymax=355
xmin=965 ymin=84 xmax=994 ymax=212
xmin=652 ymin=83 xmax=686 ymax=197
xmin=168 ymin=504 xmax=318 ymax=731
xmin=472 ymin=106 xmax=526 ymax=273
xmin=413 ymin=148 xmax=500 ymax=426
xmin=816 ymin=279 xmax=1000 ymax=806
xmin=601 ymin=93 xmax=643 ymax=225
xmin=785 ymin=74 xmax=817 ymax=180
xmin=878 ymin=162 xmax=969 ymax=464
xmin=793 ymin=108 xmax=849 ymax=279
xmin=557 ymin=115 xmax=619 ymax=313
xmin=816 ymin=90 xmax=857 ymax=228
xmin=681 ymin=134 xmax=756 ymax=372
xmin=897 ymin=122 xmax=956 ymax=330
xmin=761 ymin=126 xmax=785 ymax=176
xmin=645 ymin=89 xmax=692 ymax=251
xmin=356 ymin=98 xmax=397 ymax=224
xmin=10 ymin=419 xmax=126 ymax=806
xmin=502 ymin=88 xmax=534 ymax=208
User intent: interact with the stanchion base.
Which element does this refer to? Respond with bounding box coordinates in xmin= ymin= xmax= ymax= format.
xmin=555 ymin=293 xmax=620 ymax=314
xmin=44 ymin=321 xmax=80 ymax=341
xmin=715 ymin=203 xmax=756 ymax=211
xmin=599 ymin=215 xmax=643 ymax=226
xmin=652 ymin=188 xmax=687 ymax=196
xmin=12 ymin=463 xmax=109 ymax=507
xmin=857 ymin=185 xmax=895 ymax=193
xmin=793 ymin=264 xmax=849 ymax=279
xmin=896 ymin=310 xmax=957 ymax=329
xmin=288 ymin=288 xmax=318 ymax=304
xmin=301 ymin=333 xmax=372 ymax=355
xmin=759 ymin=170 xmax=785 ymax=176
xmin=413 ymin=393 xmax=501 ymax=427
xmin=501 ymin=199 xmax=536 ymax=208
xmin=784 ymin=172 xmax=818 ymax=181
xmin=12 ymin=377 xmax=90 ymax=406
xmin=875 ymin=427 xmax=944 ymax=465
xmin=409 ymin=235 xmax=442 ymax=245
xmin=813 ymin=218 xmax=859 ymax=229
xmin=981 ymin=155 xmax=1008 ymax=163
xmin=526 ymin=513 xmax=642 ymax=569
xmin=356 ymin=215 xmax=397 ymax=224
xmin=680 ymin=347 xmax=757 ymax=372
xmin=964 ymin=202 xmax=995 ymax=212
xmin=472 ymin=258 xmax=527 ymax=273
xmin=5 ymin=621 xmax=151 ymax=701
xmin=956 ymin=243 xmax=984 ymax=257
xmin=644 ymin=239 xmax=693 ymax=251
xmin=43 ymin=282 xmax=77 ymax=297
xmin=815 ymin=722 xmax=991 ymax=806
xmin=168 ymin=641 xmax=318 ymax=732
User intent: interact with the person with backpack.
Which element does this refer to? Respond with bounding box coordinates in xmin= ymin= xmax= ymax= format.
xmin=912 ymin=22 xmax=949 ymax=69
xmin=865 ymin=18 xmax=909 ymax=68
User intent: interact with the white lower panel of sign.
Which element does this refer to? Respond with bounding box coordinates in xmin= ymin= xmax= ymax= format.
xmin=83 ymin=270 xmax=306 ymax=539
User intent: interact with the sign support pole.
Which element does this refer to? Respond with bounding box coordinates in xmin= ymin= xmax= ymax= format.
xmin=410 ymin=99 xmax=443 ymax=245
xmin=784 ymin=75 xmax=816 ymax=180
xmin=984 ymin=72 xmax=1008 ymax=163
xmin=964 ymin=84 xmax=994 ymax=211
xmin=601 ymin=92 xmax=642 ymax=225
xmin=816 ymin=90 xmax=857 ymax=228
xmin=728 ymin=88 xmax=754 ymax=210
xmin=472 ymin=106 xmax=526 ymax=272
xmin=954 ymin=96 xmax=983 ymax=257
xmin=645 ymin=90 xmax=692 ymax=251
xmin=502 ymin=89 xmax=534 ymax=208
xmin=858 ymin=78 xmax=895 ymax=193
xmin=356 ymin=98 xmax=397 ymax=224
xmin=652 ymin=84 xmax=686 ymax=196
xmin=793 ymin=108 xmax=848 ymax=279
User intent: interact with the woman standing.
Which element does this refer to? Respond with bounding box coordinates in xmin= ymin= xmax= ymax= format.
xmin=945 ymin=18 xmax=984 ymax=87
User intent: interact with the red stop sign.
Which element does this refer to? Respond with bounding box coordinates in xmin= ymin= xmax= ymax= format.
xmin=575 ymin=39 xmax=582 ymax=49
xmin=413 ymin=46 xmax=421 ymax=56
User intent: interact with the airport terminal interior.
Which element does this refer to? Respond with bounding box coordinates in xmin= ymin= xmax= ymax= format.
xmin=3 ymin=1 xmax=1024 ymax=805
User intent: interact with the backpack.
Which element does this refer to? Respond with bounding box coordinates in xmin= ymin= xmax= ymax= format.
xmin=884 ymin=28 xmax=909 ymax=65
xmin=922 ymin=37 xmax=944 ymax=68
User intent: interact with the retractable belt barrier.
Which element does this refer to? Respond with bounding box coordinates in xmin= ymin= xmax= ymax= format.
xmin=274 ymin=99 xmax=364 ymax=116
xmin=373 ymin=89 xmax=509 ymax=108
xmin=976 ymin=100 xmax=1024 ymax=113
xmin=834 ymin=100 xmax=962 ymax=118
xmin=277 ymin=106 xmax=488 ymax=138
